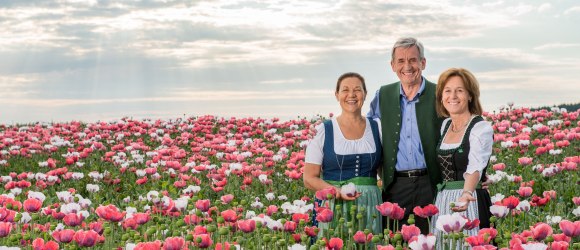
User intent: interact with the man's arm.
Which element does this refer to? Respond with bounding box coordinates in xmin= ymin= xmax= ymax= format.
xmin=367 ymin=89 xmax=381 ymax=119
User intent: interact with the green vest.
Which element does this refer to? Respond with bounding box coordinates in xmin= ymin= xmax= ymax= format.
xmin=378 ymin=80 xmax=443 ymax=191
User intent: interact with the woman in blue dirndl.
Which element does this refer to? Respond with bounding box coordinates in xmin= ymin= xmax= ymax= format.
xmin=304 ymin=72 xmax=383 ymax=237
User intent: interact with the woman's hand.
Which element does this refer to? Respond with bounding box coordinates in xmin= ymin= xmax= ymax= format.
xmin=336 ymin=188 xmax=361 ymax=201
xmin=451 ymin=191 xmax=476 ymax=212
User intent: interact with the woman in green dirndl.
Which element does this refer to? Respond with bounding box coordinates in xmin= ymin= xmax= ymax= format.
xmin=431 ymin=68 xmax=494 ymax=249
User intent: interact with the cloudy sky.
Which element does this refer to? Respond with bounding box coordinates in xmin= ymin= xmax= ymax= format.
xmin=1 ymin=0 xmax=579 ymax=124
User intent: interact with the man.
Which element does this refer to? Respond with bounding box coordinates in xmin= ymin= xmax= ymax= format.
xmin=368 ymin=37 xmax=443 ymax=234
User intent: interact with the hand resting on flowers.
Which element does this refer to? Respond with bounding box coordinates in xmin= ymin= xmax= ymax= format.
xmin=337 ymin=182 xmax=361 ymax=201
xmin=451 ymin=191 xmax=476 ymax=212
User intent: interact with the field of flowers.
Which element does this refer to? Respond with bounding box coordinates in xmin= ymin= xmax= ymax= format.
xmin=0 ymin=105 xmax=578 ymax=250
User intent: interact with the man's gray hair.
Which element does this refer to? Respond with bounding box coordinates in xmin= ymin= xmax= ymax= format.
xmin=391 ymin=37 xmax=425 ymax=62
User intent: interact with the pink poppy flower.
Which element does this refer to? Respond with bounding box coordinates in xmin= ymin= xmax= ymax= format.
xmin=517 ymin=157 xmax=533 ymax=166
xmin=32 ymin=238 xmax=59 ymax=250
xmin=52 ymin=229 xmax=76 ymax=243
xmin=63 ymin=213 xmax=84 ymax=227
xmin=516 ymin=187 xmax=533 ymax=197
xmin=74 ymin=229 xmax=100 ymax=247
xmin=220 ymin=209 xmax=237 ymax=223
xmin=23 ymin=198 xmax=43 ymax=213
xmin=266 ymin=205 xmax=278 ymax=216
xmin=315 ymin=187 xmax=337 ymax=200
xmin=162 ymin=237 xmax=185 ymax=250
xmin=502 ymin=196 xmax=520 ymax=209
xmin=291 ymin=213 xmax=309 ymax=223
xmin=237 ymin=219 xmax=256 ymax=233
xmin=326 ymin=237 xmax=343 ymax=250
xmin=401 ymin=224 xmax=421 ymax=242
xmin=195 ymin=199 xmax=210 ymax=212
xmin=184 ymin=214 xmax=203 ymax=225
xmin=220 ymin=194 xmax=234 ymax=204
xmin=283 ymin=221 xmax=297 ymax=233
xmin=376 ymin=201 xmax=406 ymax=220
xmin=551 ymin=241 xmax=569 ymax=250
xmin=532 ymin=222 xmax=553 ymax=241
xmin=413 ymin=204 xmax=439 ymax=218
xmin=135 ymin=241 xmax=162 ymax=250
xmin=95 ymin=204 xmax=125 ymax=222
xmin=193 ymin=234 xmax=212 ymax=248
xmin=353 ymin=231 xmax=367 ymax=244
xmin=315 ymin=207 xmax=333 ymax=223
xmin=0 ymin=222 xmax=12 ymax=237
xmin=304 ymin=226 xmax=318 ymax=237
xmin=559 ymin=220 xmax=580 ymax=237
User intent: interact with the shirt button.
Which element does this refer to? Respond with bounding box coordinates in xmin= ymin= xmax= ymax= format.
xmin=356 ymin=165 xmax=359 ymax=167
xmin=355 ymin=174 xmax=359 ymax=176
xmin=356 ymin=160 xmax=359 ymax=163
xmin=356 ymin=156 xmax=359 ymax=158
xmin=355 ymin=169 xmax=359 ymax=172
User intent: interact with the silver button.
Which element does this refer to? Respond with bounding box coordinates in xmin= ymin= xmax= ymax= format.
xmin=356 ymin=156 xmax=359 ymax=158
xmin=355 ymin=169 xmax=359 ymax=172
xmin=355 ymin=174 xmax=359 ymax=176
xmin=356 ymin=160 xmax=359 ymax=163
xmin=356 ymin=164 xmax=359 ymax=167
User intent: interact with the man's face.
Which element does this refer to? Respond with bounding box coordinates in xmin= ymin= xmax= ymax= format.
xmin=391 ymin=46 xmax=426 ymax=86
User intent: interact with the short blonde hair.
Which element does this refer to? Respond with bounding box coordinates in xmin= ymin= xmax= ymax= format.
xmin=436 ymin=68 xmax=483 ymax=117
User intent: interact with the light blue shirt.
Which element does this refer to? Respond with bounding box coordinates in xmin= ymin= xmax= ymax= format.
xmin=367 ymin=78 xmax=427 ymax=171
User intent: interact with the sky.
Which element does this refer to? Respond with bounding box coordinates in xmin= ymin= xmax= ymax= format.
xmin=1 ymin=0 xmax=579 ymax=124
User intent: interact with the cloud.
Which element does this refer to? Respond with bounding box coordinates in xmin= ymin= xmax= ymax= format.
xmin=0 ymin=75 xmax=39 ymax=98
xmin=0 ymin=89 xmax=332 ymax=107
xmin=538 ymin=3 xmax=551 ymax=13
xmin=563 ymin=6 xmax=580 ymax=15
xmin=0 ymin=0 xmax=524 ymax=69
xmin=0 ymin=1 xmax=578 ymax=123
xmin=533 ymin=43 xmax=580 ymax=50
xmin=260 ymin=78 xmax=304 ymax=84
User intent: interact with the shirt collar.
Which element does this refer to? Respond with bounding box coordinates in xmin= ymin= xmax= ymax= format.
xmin=399 ymin=77 xmax=426 ymax=100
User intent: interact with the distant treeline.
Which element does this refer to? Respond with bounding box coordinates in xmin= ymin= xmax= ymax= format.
xmin=532 ymin=102 xmax=580 ymax=112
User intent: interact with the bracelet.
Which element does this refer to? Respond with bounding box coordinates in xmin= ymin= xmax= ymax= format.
xmin=462 ymin=190 xmax=474 ymax=196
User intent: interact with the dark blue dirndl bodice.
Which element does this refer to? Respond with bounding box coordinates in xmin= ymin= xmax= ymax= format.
xmin=311 ymin=118 xmax=383 ymax=229
xmin=321 ymin=118 xmax=382 ymax=181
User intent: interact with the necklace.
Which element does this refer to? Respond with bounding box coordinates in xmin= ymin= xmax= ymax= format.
xmin=450 ymin=121 xmax=468 ymax=133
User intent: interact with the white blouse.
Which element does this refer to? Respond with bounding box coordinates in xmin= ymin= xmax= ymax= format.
xmin=305 ymin=117 xmax=382 ymax=165
xmin=439 ymin=117 xmax=494 ymax=181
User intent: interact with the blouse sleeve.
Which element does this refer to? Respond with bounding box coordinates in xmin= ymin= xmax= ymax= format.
xmin=373 ymin=117 xmax=382 ymax=144
xmin=465 ymin=121 xmax=494 ymax=180
xmin=304 ymin=123 xmax=325 ymax=165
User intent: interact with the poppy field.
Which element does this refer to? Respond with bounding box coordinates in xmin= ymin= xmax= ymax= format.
xmin=0 ymin=104 xmax=578 ymax=250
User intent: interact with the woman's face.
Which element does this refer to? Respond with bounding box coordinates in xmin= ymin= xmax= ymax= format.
xmin=442 ymin=76 xmax=471 ymax=116
xmin=335 ymin=77 xmax=366 ymax=114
